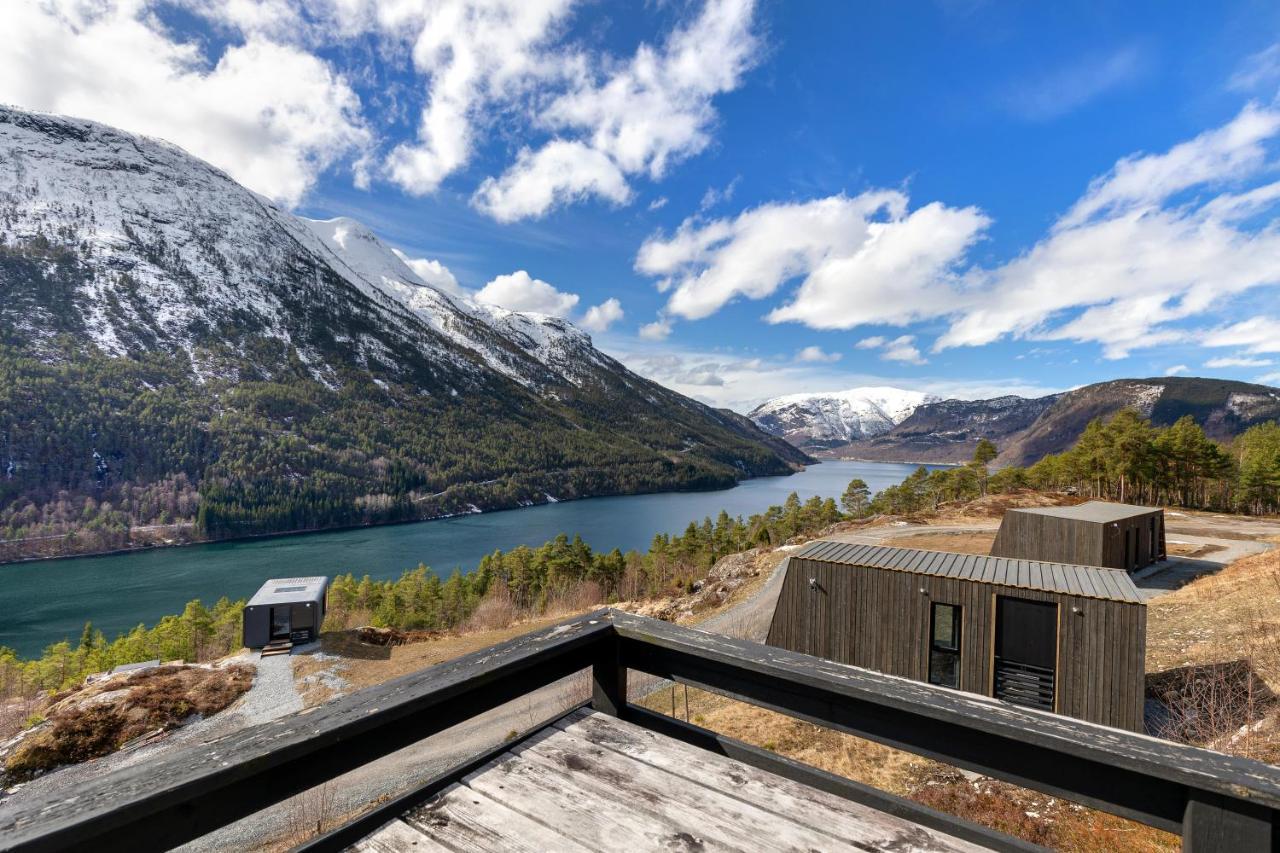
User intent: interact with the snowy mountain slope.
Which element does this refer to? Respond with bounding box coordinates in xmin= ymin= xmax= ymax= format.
xmin=0 ymin=105 xmax=805 ymax=551
xmin=748 ymin=387 xmax=940 ymax=449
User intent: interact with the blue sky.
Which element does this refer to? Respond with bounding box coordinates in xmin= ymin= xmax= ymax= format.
xmin=7 ymin=1 xmax=1280 ymax=410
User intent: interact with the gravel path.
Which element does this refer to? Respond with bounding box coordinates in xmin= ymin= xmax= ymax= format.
xmin=0 ymin=651 xmax=300 ymax=819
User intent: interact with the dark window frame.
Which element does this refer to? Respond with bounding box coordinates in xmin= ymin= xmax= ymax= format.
xmin=928 ymin=602 xmax=962 ymax=689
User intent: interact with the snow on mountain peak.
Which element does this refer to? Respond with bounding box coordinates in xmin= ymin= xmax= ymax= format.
xmin=748 ymin=386 xmax=940 ymax=446
xmin=0 ymin=104 xmax=608 ymax=392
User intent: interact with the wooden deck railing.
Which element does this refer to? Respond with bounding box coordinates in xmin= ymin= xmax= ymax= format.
xmin=3 ymin=609 xmax=1279 ymax=852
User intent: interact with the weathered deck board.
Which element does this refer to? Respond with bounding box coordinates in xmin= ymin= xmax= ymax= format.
xmin=403 ymin=784 xmax=595 ymax=852
xmin=556 ymin=709 xmax=984 ymax=851
xmin=358 ymin=710 xmax=983 ymax=852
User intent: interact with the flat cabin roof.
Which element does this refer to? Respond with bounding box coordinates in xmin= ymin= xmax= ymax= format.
xmin=246 ymin=576 xmax=328 ymax=608
xmin=793 ymin=541 xmax=1143 ymax=604
xmin=1006 ymin=501 xmax=1161 ymax=524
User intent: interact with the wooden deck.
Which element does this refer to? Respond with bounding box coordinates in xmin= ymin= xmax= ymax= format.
xmin=353 ymin=708 xmax=986 ymax=852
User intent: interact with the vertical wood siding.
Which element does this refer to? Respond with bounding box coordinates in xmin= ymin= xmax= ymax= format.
xmin=767 ymin=557 xmax=1146 ymax=731
xmin=991 ymin=510 xmax=1166 ymax=572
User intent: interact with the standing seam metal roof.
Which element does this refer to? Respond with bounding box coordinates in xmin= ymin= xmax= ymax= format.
xmin=792 ymin=541 xmax=1143 ymax=604
xmin=246 ymin=576 xmax=329 ymax=608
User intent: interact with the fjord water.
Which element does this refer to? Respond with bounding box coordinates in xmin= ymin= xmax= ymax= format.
xmin=0 ymin=461 xmax=935 ymax=657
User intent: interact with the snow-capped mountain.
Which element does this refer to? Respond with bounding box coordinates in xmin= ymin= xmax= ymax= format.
xmin=748 ymin=387 xmax=940 ymax=449
xmin=0 ymin=106 xmax=805 ymax=547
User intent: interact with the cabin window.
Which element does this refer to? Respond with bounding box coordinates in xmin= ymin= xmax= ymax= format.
xmin=928 ymin=603 xmax=962 ymax=689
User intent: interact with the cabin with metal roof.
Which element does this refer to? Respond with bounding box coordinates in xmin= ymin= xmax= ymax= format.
xmin=767 ymin=542 xmax=1146 ymax=730
xmin=243 ymin=576 xmax=328 ymax=650
xmin=990 ymin=501 xmax=1166 ymax=572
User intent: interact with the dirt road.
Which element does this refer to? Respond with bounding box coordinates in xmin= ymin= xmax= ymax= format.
xmin=824 ymin=511 xmax=1278 ymax=602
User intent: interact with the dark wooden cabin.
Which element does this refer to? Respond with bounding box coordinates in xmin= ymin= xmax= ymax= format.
xmin=990 ymin=501 xmax=1166 ymax=572
xmin=243 ymin=576 xmax=328 ymax=649
xmin=767 ymin=541 xmax=1147 ymax=731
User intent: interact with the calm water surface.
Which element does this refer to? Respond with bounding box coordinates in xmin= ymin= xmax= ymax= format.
xmin=0 ymin=460 xmax=936 ymax=656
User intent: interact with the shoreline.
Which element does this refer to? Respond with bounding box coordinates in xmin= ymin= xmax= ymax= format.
xmin=1 ymin=463 xmax=829 ymax=568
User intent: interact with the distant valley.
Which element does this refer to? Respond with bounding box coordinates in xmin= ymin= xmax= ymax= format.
xmin=749 ymin=378 xmax=1280 ymax=465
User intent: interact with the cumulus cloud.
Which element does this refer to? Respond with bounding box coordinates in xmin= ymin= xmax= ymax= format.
xmin=377 ymin=0 xmax=577 ymax=195
xmin=1 ymin=0 xmax=371 ymax=206
xmin=580 ymin=297 xmax=624 ymax=333
xmin=795 ymin=346 xmax=842 ymax=363
xmin=857 ymin=335 xmax=927 ymax=365
xmin=475 ymin=270 xmax=580 ymax=316
xmin=637 ymin=192 xmax=988 ymax=324
xmin=474 ymin=0 xmax=758 ymax=219
xmin=636 ymin=100 xmax=1280 ymax=361
xmin=473 ymin=140 xmax=632 ymax=222
xmin=391 ymin=249 xmax=467 ymax=297
xmin=639 ymin=318 xmax=674 ymax=341
xmin=1164 ymin=364 xmax=1190 ymax=376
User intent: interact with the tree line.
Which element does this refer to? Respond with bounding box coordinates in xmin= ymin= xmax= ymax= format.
xmin=847 ymin=414 xmax=1280 ymax=517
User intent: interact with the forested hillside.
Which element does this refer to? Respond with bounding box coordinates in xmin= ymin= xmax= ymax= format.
xmin=861 ymin=412 xmax=1280 ymax=517
xmin=0 ymin=107 xmax=805 ymax=560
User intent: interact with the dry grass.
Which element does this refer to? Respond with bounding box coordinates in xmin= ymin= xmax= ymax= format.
xmin=640 ymin=685 xmax=1175 ymax=851
xmin=3 ymin=664 xmax=253 ymax=781
xmin=1147 ymin=548 xmax=1280 ymax=686
xmin=883 ymin=531 xmax=997 ymax=555
xmin=293 ymin=614 xmax=583 ymax=704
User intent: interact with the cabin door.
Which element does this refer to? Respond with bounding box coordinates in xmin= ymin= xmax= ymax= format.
xmin=269 ymin=606 xmax=292 ymax=640
xmin=993 ymin=597 xmax=1057 ymax=711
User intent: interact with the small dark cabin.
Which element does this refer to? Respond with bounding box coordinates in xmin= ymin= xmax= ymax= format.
xmin=990 ymin=501 xmax=1166 ymax=572
xmin=767 ymin=542 xmax=1147 ymax=731
xmin=243 ymin=576 xmax=329 ymax=648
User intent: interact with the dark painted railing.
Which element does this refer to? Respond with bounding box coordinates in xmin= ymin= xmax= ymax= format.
xmin=3 ymin=609 xmax=1279 ymax=852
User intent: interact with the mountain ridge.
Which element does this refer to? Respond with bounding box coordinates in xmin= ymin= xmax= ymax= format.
xmin=0 ymin=105 xmax=806 ymax=558
xmin=750 ymin=378 xmax=1280 ymax=465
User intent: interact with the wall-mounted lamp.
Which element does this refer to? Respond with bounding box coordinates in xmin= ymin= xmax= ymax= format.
xmin=919 ymin=587 xmax=928 ymax=595
xmin=808 ymin=577 xmax=818 ymax=590
xmin=1072 ymin=606 xmax=1083 ymax=615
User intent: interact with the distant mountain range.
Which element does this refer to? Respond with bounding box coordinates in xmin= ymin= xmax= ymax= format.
xmin=0 ymin=107 xmax=805 ymax=549
xmin=747 ymin=387 xmax=940 ymax=449
xmin=749 ymin=378 xmax=1280 ymax=465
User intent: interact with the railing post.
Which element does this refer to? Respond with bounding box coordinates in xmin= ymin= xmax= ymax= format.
xmin=1183 ymin=791 xmax=1275 ymax=851
xmin=591 ymin=631 xmax=627 ymax=717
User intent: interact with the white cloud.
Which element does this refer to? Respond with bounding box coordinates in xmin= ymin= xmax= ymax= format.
xmin=699 ymin=176 xmax=741 ymax=212
xmin=580 ymin=297 xmax=624 ymax=332
xmin=609 ymin=343 xmax=1059 ymax=412
xmin=639 ymin=318 xmax=673 ymax=340
xmin=648 ymin=196 xmax=669 ymax=211
xmin=999 ymin=44 xmax=1149 ymax=121
xmin=1202 ymin=317 xmax=1280 ymax=354
xmin=475 ymin=0 xmax=758 ymax=219
xmin=0 ymin=0 xmax=371 ymax=206
xmin=637 ymin=192 xmax=988 ymax=325
xmin=1164 ymin=364 xmax=1190 ymax=376
xmin=475 ymin=270 xmax=580 ymax=316
xmin=634 ymin=101 xmax=1280 ymax=363
xmin=1205 ymin=356 xmax=1274 ymax=368
xmin=472 ymin=140 xmax=632 ymax=222
xmin=1258 ymin=371 xmax=1280 ymax=386
xmin=391 ymin=249 xmax=468 ymax=297
xmin=857 ymin=335 xmax=927 ymax=365
xmin=795 ymin=346 xmax=842 ymax=363
xmin=1230 ymin=44 xmax=1280 ymax=92
xmin=374 ymin=0 xmax=577 ymax=195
